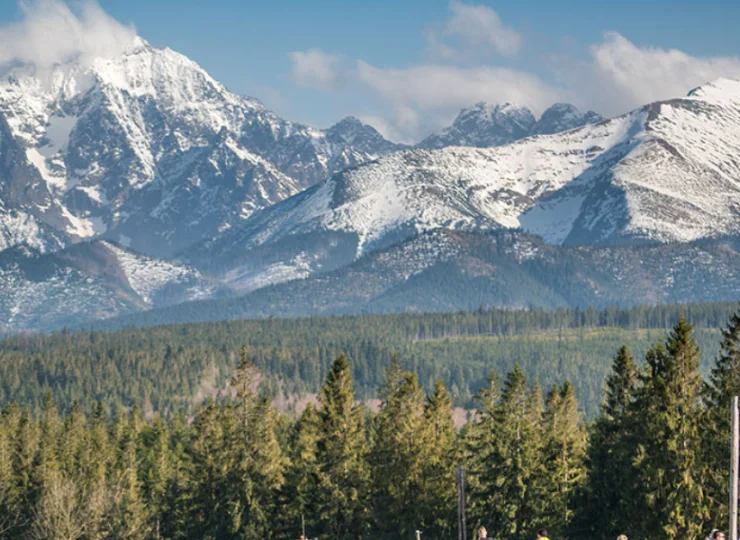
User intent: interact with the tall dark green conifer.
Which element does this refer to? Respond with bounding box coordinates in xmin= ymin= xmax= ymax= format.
xmin=370 ymin=368 xmax=426 ymax=538
xmin=420 ymin=380 xmax=458 ymax=539
xmin=470 ymin=366 xmax=544 ymax=538
xmin=633 ymin=317 xmax=708 ymax=538
xmin=278 ymin=402 xmax=322 ymax=538
xmin=316 ymin=354 xmax=370 ymax=539
xmin=703 ymin=309 xmax=740 ymax=526
xmin=575 ymin=345 xmax=639 ymax=538
xmin=542 ymin=381 xmax=586 ymax=535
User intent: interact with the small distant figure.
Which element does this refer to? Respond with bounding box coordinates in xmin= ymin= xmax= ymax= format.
xmin=478 ymin=526 xmax=488 ymax=540
xmin=536 ymin=529 xmax=550 ymax=540
xmin=706 ymin=530 xmax=726 ymax=540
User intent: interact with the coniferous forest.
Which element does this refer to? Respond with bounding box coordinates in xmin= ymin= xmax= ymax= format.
xmin=1 ymin=310 xmax=740 ymax=538
xmin=0 ymin=302 xmax=736 ymax=419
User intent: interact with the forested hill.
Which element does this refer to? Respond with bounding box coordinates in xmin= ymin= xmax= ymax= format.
xmin=1 ymin=302 xmax=737 ymax=418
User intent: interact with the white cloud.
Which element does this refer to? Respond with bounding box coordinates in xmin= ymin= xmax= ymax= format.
xmin=0 ymin=0 xmax=137 ymax=72
xmin=288 ymin=48 xmax=340 ymax=91
xmin=356 ymin=60 xmax=567 ymax=141
xmin=350 ymin=29 xmax=740 ymax=142
xmin=442 ymin=0 xmax=522 ymax=57
xmin=584 ymin=32 xmax=740 ymax=115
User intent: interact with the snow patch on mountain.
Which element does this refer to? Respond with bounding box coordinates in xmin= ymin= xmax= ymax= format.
xmin=104 ymin=242 xmax=210 ymax=303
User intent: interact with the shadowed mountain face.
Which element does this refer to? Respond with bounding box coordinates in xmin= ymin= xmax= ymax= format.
xmin=92 ymin=231 xmax=740 ymax=331
xmin=0 ymin=240 xmax=214 ymax=333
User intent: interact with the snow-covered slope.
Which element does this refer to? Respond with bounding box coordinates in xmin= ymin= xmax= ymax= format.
xmin=184 ymin=78 xmax=740 ymax=291
xmin=0 ymin=38 xmax=399 ymax=256
xmin=105 ymin=231 xmax=740 ymax=329
xmin=0 ymin=240 xmax=215 ymax=332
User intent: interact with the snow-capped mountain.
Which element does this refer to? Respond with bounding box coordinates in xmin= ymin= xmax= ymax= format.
xmin=0 ymin=240 xmax=216 ymax=332
xmin=532 ymin=103 xmax=603 ymax=135
xmin=0 ymin=38 xmax=399 ymax=256
xmin=183 ymin=78 xmax=740 ymax=292
xmin=418 ymin=102 xmax=536 ymax=149
xmin=417 ymin=102 xmax=602 ymax=149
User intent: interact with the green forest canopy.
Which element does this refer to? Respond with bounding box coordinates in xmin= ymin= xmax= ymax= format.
xmin=0 ymin=302 xmax=736 ymax=418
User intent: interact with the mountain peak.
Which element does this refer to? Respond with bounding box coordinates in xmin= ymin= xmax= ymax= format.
xmin=532 ymin=103 xmax=603 ymax=135
xmin=418 ymin=102 xmax=535 ymax=149
xmin=326 ymin=116 xmax=406 ymax=154
xmin=686 ymin=77 xmax=740 ymax=105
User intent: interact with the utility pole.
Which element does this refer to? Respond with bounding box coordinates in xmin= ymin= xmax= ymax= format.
xmin=457 ymin=465 xmax=467 ymax=540
xmin=416 ymin=530 xmax=422 ymax=540
xmin=731 ymin=396 xmax=739 ymax=540
xmin=301 ymin=514 xmax=306 ymax=540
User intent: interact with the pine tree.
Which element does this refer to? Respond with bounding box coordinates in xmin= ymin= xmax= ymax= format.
xmin=106 ymin=410 xmax=150 ymax=539
xmin=541 ymin=381 xmax=586 ymax=535
xmin=316 ymin=354 xmax=370 ymax=539
xmin=370 ymin=368 xmax=426 ymax=538
xmin=467 ymin=371 xmax=500 ymax=534
xmin=574 ymin=346 xmax=639 ymax=538
xmin=470 ymin=366 xmax=544 ymax=538
xmin=278 ymin=403 xmax=322 ymax=538
xmin=224 ymin=346 xmax=285 ymax=539
xmin=419 ymin=380 xmax=458 ymax=539
xmin=704 ymin=309 xmax=740 ymax=526
xmin=633 ymin=317 xmax=708 ymax=538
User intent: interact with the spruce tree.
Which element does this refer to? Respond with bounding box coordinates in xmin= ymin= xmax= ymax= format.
xmin=704 ymin=309 xmax=740 ymax=526
xmin=575 ymin=345 xmax=639 ymax=538
xmin=420 ymin=380 xmax=458 ymax=539
xmin=316 ymin=354 xmax=370 ymax=539
xmin=226 ymin=346 xmax=284 ymax=539
xmin=633 ymin=317 xmax=708 ymax=538
xmin=471 ymin=366 xmax=544 ymax=538
xmin=106 ymin=410 xmax=150 ymax=539
xmin=0 ymin=405 xmax=24 ymax=537
xmin=278 ymin=403 xmax=322 ymax=538
xmin=467 ymin=371 xmax=500 ymax=533
xmin=542 ymin=381 xmax=586 ymax=536
xmin=370 ymin=369 xmax=426 ymax=538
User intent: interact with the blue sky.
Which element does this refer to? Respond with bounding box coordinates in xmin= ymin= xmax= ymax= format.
xmin=1 ymin=0 xmax=739 ymax=142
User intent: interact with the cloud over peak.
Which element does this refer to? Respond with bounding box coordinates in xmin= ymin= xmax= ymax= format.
xmin=0 ymin=0 xmax=137 ymax=72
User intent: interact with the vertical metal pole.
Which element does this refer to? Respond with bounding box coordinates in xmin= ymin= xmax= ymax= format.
xmin=416 ymin=530 xmax=422 ymax=540
xmin=731 ymin=396 xmax=739 ymax=540
xmin=301 ymin=514 xmax=306 ymax=539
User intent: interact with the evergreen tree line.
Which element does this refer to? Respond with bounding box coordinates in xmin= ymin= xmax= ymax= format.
xmin=0 ymin=302 xmax=734 ymax=418
xmin=1 ymin=313 xmax=740 ymax=539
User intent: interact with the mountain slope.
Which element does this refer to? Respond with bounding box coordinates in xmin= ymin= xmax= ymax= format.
xmin=0 ymin=38 xmax=400 ymax=256
xmin=183 ymin=77 xmax=740 ymax=291
xmin=0 ymin=240 xmax=215 ymax=332
xmin=97 ymin=231 xmax=740 ymax=330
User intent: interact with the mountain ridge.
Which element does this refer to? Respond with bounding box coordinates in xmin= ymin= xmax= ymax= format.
xmin=181 ymin=77 xmax=740 ymax=293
